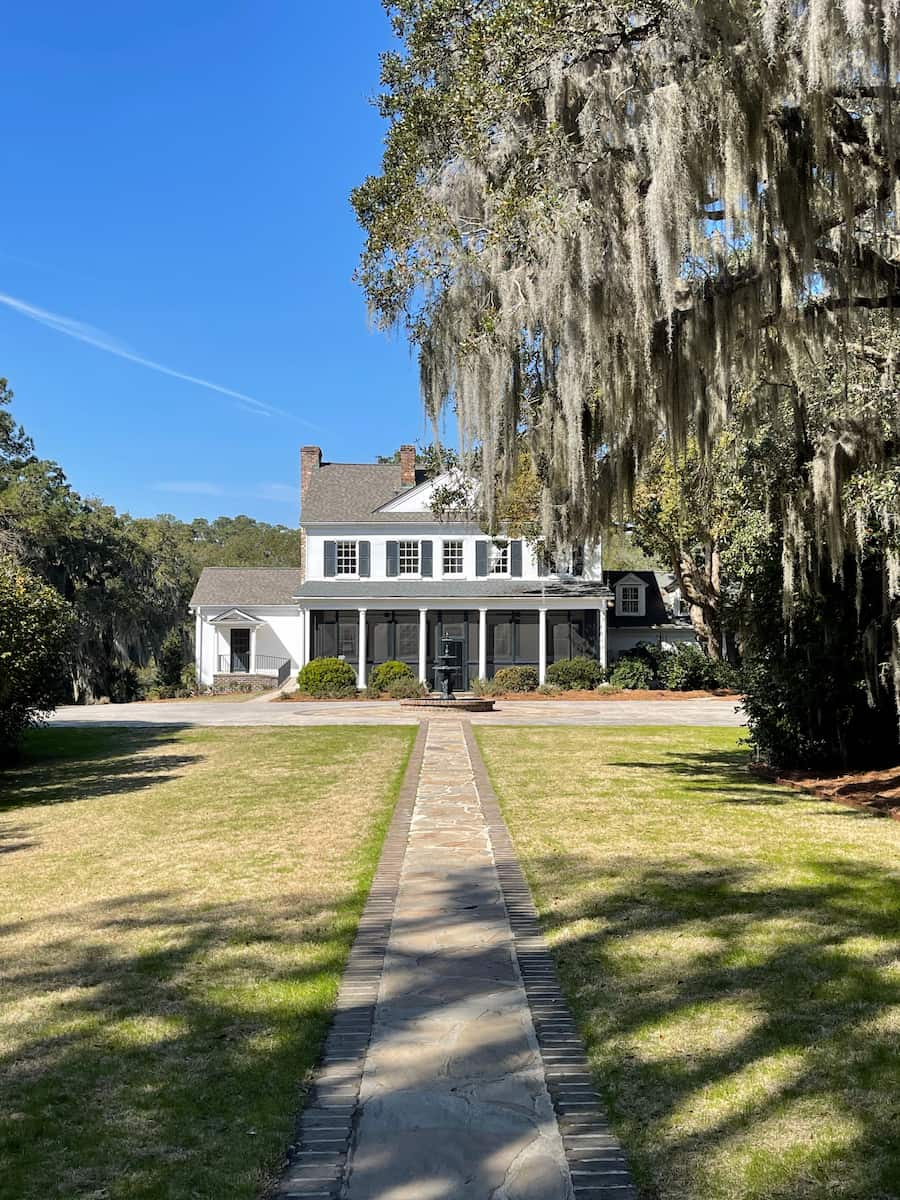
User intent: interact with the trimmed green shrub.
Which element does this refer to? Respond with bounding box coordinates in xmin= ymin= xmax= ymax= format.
xmin=659 ymin=644 xmax=716 ymax=690
xmin=537 ymin=682 xmax=561 ymax=696
xmin=546 ymin=656 xmax=605 ymax=690
xmin=296 ymin=657 xmax=358 ymax=697
xmin=386 ymin=676 xmax=428 ymax=699
xmin=609 ymin=656 xmax=655 ymax=690
xmin=471 ymin=677 xmax=497 ymax=697
xmin=492 ymin=665 xmax=539 ymax=692
xmin=368 ymin=660 xmax=414 ymax=694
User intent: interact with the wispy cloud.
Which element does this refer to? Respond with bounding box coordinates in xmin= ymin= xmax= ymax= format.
xmin=0 ymin=290 xmax=322 ymax=429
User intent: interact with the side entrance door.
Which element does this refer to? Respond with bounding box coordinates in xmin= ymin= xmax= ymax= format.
xmin=230 ymin=628 xmax=251 ymax=673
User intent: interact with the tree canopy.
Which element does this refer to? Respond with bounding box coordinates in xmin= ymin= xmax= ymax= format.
xmin=355 ymin=0 xmax=900 ymax=737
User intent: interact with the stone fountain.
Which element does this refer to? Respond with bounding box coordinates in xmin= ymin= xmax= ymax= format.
xmin=399 ymin=634 xmax=496 ymax=712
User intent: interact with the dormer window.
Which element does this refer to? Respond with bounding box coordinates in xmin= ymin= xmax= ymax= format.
xmin=619 ymin=585 xmax=640 ymax=614
xmin=489 ymin=542 xmax=509 ymax=575
xmin=398 ymin=540 xmax=420 ymax=575
xmin=336 ymin=541 xmax=357 ymax=575
xmin=614 ymin=574 xmax=647 ymax=617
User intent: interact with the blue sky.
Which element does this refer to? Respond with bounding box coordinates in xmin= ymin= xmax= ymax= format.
xmin=0 ymin=2 xmax=429 ymax=524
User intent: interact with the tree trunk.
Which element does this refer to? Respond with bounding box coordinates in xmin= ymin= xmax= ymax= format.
xmin=673 ymin=548 xmax=723 ymax=660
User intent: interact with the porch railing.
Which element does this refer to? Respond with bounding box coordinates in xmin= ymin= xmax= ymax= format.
xmin=217 ymin=654 xmax=291 ymax=678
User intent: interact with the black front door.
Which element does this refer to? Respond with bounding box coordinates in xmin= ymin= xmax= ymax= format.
xmin=230 ymin=628 xmax=250 ymax=672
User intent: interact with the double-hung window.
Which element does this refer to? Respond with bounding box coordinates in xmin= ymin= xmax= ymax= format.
xmin=489 ymin=542 xmax=509 ymax=575
xmin=619 ymin=584 xmax=640 ymax=614
xmin=442 ymin=539 xmax=464 ymax=575
xmin=398 ymin=540 xmax=420 ymax=576
xmin=335 ymin=541 xmax=357 ymax=575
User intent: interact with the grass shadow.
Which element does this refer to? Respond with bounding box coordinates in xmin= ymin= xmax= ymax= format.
xmin=0 ymin=726 xmax=199 ymax=813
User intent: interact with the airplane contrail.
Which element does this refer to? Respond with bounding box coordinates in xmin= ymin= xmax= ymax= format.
xmin=0 ymin=290 xmax=321 ymax=428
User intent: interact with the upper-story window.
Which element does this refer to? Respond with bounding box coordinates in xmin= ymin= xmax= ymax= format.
xmin=489 ymin=542 xmax=509 ymax=575
xmin=398 ymin=540 xmax=420 ymax=575
xmin=619 ymin=584 xmax=641 ymax=614
xmin=336 ymin=541 xmax=357 ymax=575
xmin=443 ymin=540 xmax=463 ymax=575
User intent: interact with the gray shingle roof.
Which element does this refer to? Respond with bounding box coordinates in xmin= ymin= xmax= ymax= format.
xmin=294 ymin=579 xmax=612 ymax=600
xmin=301 ymin=463 xmax=431 ymax=524
xmin=190 ymin=568 xmax=304 ymax=607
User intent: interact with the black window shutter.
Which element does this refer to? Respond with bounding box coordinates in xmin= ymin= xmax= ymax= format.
xmin=475 ymin=540 xmax=488 ymax=577
xmin=324 ymin=540 xmax=337 ymax=577
xmin=420 ymin=540 xmax=433 ymax=577
xmin=358 ymin=540 xmax=371 ymax=577
xmin=386 ymin=541 xmax=399 ymax=577
xmin=510 ymin=540 xmax=523 ymax=577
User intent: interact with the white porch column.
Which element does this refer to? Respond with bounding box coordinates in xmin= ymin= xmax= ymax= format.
xmin=307 ymin=609 xmax=315 ymax=664
xmin=538 ymin=607 xmax=548 ymax=684
xmin=418 ymin=608 xmax=428 ymax=683
xmin=250 ymin=626 xmax=257 ymax=674
xmin=599 ymin=603 xmax=608 ymax=670
xmin=298 ymin=608 xmax=307 ymax=669
xmin=478 ymin=608 xmax=488 ymax=680
xmin=358 ymin=608 xmax=367 ymax=688
xmin=194 ymin=610 xmax=203 ymax=684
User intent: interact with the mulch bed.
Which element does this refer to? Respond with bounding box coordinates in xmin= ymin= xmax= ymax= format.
xmin=491 ymin=688 xmax=739 ymax=701
xmin=279 ymin=688 xmax=740 ymax=703
xmin=756 ymin=763 xmax=900 ymax=820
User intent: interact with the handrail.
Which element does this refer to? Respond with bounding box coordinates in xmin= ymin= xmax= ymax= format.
xmin=216 ymin=654 xmax=291 ymax=675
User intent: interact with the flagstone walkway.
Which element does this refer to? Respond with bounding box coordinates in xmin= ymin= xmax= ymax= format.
xmin=277 ymin=721 xmax=635 ymax=1200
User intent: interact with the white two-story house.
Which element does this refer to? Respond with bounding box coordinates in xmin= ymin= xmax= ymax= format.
xmin=190 ymin=444 xmax=694 ymax=691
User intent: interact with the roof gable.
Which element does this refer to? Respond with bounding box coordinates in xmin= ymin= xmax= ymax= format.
xmin=375 ymin=470 xmax=455 ymax=514
xmin=301 ymin=462 xmax=433 ymax=524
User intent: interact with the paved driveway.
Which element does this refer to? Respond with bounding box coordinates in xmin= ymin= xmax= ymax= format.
xmin=50 ymin=696 xmax=744 ymax=727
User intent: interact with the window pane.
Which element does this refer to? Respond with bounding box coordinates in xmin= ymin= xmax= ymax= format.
xmin=489 ymin=613 xmax=513 ymax=660
xmin=395 ymin=615 xmax=419 ymax=660
xmin=336 ymin=541 xmax=357 ymax=575
xmin=489 ymin=543 xmax=509 ymax=574
xmin=399 ymin=540 xmax=419 ymax=575
xmin=337 ymin=612 xmax=358 ymax=658
xmin=516 ymin=613 xmax=539 ymax=661
xmin=549 ymin=614 xmax=570 ymax=661
xmin=570 ymin=612 xmax=591 ymax=656
xmin=314 ymin=614 xmax=337 ymax=658
xmin=443 ymin=540 xmax=464 ymax=574
xmin=369 ymin=612 xmax=391 ymax=661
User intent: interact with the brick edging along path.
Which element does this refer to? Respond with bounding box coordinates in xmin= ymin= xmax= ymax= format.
xmin=463 ymin=723 xmax=636 ymax=1200
xmin=274 ymin=720 xmax=428 ymax=1199
xmin=276 ymin=718 xmax=636 ymax=1199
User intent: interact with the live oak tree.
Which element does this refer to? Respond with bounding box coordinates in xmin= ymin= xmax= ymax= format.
xmin=354 ymin=0 xmax=900 ymax=740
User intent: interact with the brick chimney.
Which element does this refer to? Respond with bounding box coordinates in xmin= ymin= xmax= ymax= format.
xmin=300 ymin=445 xmax=322 ymax=507
xmin=399 ymin=444 xmax=416 ymax=488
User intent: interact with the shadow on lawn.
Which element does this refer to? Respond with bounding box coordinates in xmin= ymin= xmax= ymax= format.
xmin=0 ymin=884 xmax=366 ymax=1200
xmin=529 ymin=847 xmax=900 ymax=1200
xmin=0 ymin=726 xmax=199 ymax=814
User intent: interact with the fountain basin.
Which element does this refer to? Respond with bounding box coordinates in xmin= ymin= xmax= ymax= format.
xmin=399 ymin=697 xmax=496 ymax=712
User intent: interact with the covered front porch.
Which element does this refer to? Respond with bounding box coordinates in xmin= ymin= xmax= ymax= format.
xmin=297 ymin=597 xmax=611 ymax=689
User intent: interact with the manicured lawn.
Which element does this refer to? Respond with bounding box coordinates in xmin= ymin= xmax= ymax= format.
xmin=476 ymin=726 xmax=900 ymax=1200
xmin=0 ymin=724 xmax=414 ymax=1200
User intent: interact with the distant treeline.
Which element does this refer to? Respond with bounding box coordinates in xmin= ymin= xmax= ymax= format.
xmin=0 ymin=380 xmax=297 ymax=700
